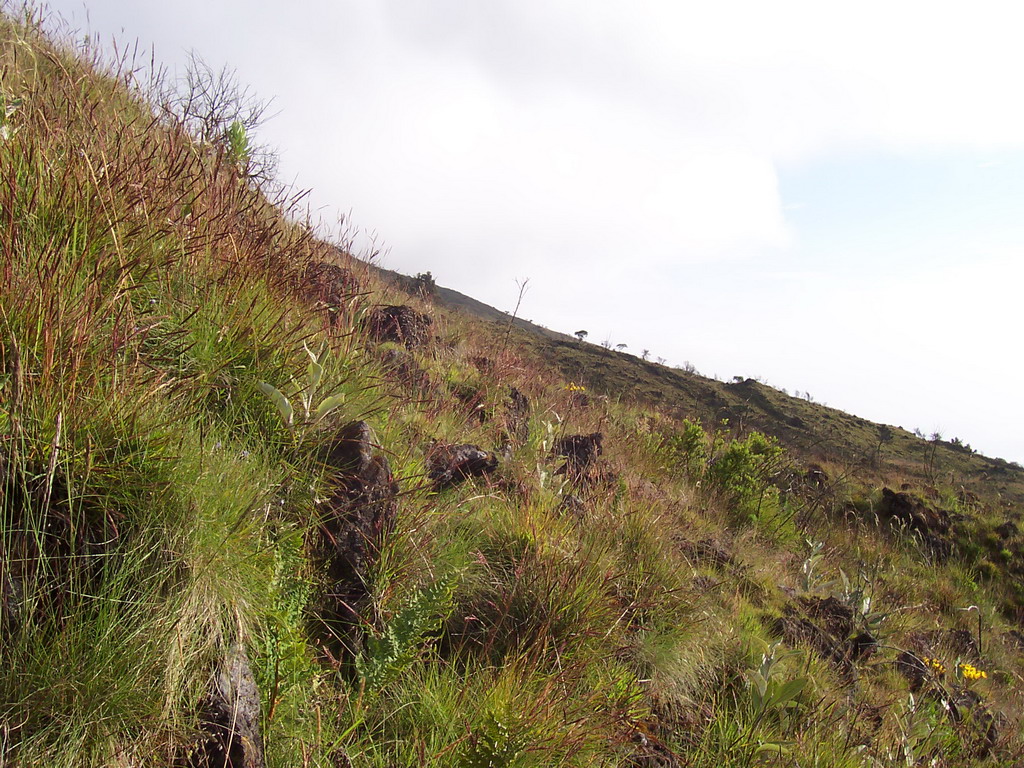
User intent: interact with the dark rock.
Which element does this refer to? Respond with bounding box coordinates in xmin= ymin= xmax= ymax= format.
xmin=0 ymin=446 xmax=125 ymax=633
xmin=503 ymin=387 xmax=530 ymax=447
xmin=996 ymin=520 xmax=1019 ymax=540
xmin=879 ymin=488 xmax=951 ymax=536
xmin=959 ymin=488 xmax=981 ymax=506
xmin=769 ymin=597 xmax=872 ymax=677
xmin=805 ymin=463 xmax=829 ymax=489
xmin=877 ymin=487 xmax=955 ymax=558
xmin=427 ymin=443 xmax=498 ymax=489
xmin=365 ymin=305 xmax=433 ymax=348
xmin=674 ymin=538 xmax=734 ymax=570
xmin=1 ymin=563 xmax=23 ymax=637
xmin=893 ymin=651 xmax=1000 ymax=756
xmin=693 ymin=575 xmax=721 ymax=593
xmin=1005 ymin=629 xmax=1024 ymax=651
xmin=624 ymin=733 xmax=680 ymax=768
xmin=552 ymin=432 xmax=603 ymax=477
xmin=316 ymin=421 xmax=398 ymax=655
xmin=191 ymin=643 xmax=264 ymax=768
xmin=851 ymin=631 xmax=878 ymax=661
xmin=945 ymin=628 xmax=980 ymax=657
xmin=568 ymin=391 xmax=590 ymax=408
xmin=908 ymin=628 xmax=980 ymax=659
xmin=328 ymin=748 xmax=353 ymax=768
xmin=895 ymin=650 xmax=929 ymax=692
xmin=303 ymin=261 xmax=360 ymax=309
xmin=803 ymin=596 xmax=854 ymax=637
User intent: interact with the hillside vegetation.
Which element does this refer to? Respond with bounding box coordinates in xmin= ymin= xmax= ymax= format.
xmin=2 ymin=11 xmax=1024 ymax=767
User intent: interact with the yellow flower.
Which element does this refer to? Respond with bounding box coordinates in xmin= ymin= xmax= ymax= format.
xmin=959 ymin=663 xmax=987 ymax=681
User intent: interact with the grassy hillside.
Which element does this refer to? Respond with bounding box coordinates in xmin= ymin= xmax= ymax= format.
xmin=2 ymin=10 xmax=1024 ymax=768
xmin=382 ymin=268 xmax=1024 ymax=510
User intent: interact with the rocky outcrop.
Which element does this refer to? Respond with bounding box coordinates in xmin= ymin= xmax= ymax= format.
xmin=303 ymin=261 xmax=360 ymax=308
xmin=365 ymin=305 xmax=433 ymax=348
xmin=624 ymin=733 xmax=680 ymax=768
xmin=877 ymin=487 xmax=954 ymax=557
xmin=770 ymin=596 xmax=876 ymax=677
xmin=191 ymin=643 xmax=264 ymax=768
xmin=879 ymin=488 xmax=951 ymax=536
xmin=427 ymin=443 xmax=498 ymax=489
xmin=552 ymin=432 xmax=603 ymax=479
xmin=316 ymin=421 xmax=398 ymax=656
xmin=897 ymin=628 xmax=982 ymax=687
xmin=674 ymin=538 xmax=734 ymax=571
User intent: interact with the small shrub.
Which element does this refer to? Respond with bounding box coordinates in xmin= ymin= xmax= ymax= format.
xmin=707 ymin=431 xmax=785 ymax=525
xmin=662 ymin=419 xmax=708 ymax=480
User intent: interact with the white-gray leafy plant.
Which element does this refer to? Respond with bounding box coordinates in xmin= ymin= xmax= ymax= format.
xmin=258 ymin=343 xmax=346 ymax=437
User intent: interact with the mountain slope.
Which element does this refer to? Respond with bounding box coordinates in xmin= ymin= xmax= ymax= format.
xmin=3 ymin=11 xmax=1024 ymax=768
xmin=383 ymin=268 xmax=1024 ymax=509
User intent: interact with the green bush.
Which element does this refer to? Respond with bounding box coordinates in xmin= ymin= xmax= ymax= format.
xmin=707 ymin=431 xmax=784 ymax=525
xmin=662 ymin=419 xmax=708 ymax=480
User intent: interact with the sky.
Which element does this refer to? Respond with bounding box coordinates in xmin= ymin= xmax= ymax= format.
xmin=44 ymin=0 xmax=1024 ymax=464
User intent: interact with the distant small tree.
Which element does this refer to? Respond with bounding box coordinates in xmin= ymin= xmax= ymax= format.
xmin=574 ymin=330 xmax=588 ymax=342
xmin=615 ymin=343 xmax=628 ymax=352
xmin=641 ymin=349 xmax=650 ymax=361
xmin=656 ymin=356 xmax=666 ymax=365
xmin=412 ymin=271 xmax=436 ymax=298
xmin=926 ymin=431 xmax=943 ymax=482
xmin=873 ymin=424 xmax=893 ymax=467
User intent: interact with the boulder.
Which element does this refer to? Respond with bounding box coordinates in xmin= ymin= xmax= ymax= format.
xmin=879 ymin=487 xmax=951 ymax=536
xmin=316 ymin=421 xmax=398 ymax=654
xmin=303 ymin=261 xmax=360 ymax=308
xmin=996 ymin=520 xmax=1019 ymax=541
xmin=674 ymin=538 xmax=734 ymax=571
xmin=894 ymin=647 xmax=999 ymax=757
xmin=623 ymin=733 xmax=680 ymax=768
xmin=469 ymin=356 xmax=494 ymax=374
xmin=552 ymin=432 xmax=603 ymax=478
xmin=805 ymin=463 xmax=829 ymax=489
xmin=449 ymin=382 xmax=488 ymax=425
xmin=365 ymin=305 xmax=433 ymax=348
xmin=894 ymin=650 xmax=929 ymax=692
xmin=769 ymin=596 xmax=876 ymax=678
xmin=191 ymin=643 xmax=264 ymax=768
xmin=427 ymin=442 xmax=498 ymax=489
xmin=949 ymin=688 xmax=999 ymax=758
